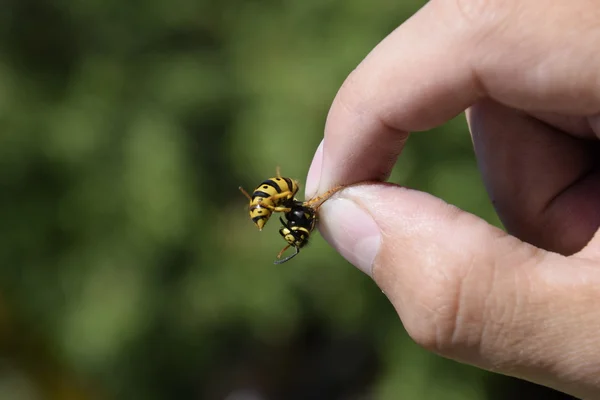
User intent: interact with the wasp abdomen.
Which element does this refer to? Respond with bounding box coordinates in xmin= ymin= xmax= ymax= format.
xmin=240 ymin=173 xmax=299 ymax=231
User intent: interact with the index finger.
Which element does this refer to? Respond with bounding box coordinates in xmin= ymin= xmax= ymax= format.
xmin=306 ymin=0 xmax=600 ymax=197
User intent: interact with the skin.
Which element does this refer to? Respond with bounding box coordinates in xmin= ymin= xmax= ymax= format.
xmin=304 ymin=0 xmax=600 ymax=398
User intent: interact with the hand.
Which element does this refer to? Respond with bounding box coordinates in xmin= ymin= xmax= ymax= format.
xmin=305 ymin=1 xmax=600 ymax=398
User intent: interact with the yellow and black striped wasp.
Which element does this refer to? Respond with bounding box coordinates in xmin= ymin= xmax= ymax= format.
xmin=239 ymin=167 xmax=299 ymax=231
xmin=240 ymin=168 xmax=342 ymax=264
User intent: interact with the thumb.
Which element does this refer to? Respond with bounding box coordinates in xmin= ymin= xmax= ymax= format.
xmin=318 ymin=183 xmax=600 ymax=399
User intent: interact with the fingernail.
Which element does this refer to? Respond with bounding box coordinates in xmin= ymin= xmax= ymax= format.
xmin=318 ymin=196 xmax=381 ymax=277
xmin=305 ymin=139 xmax=324 ymax=199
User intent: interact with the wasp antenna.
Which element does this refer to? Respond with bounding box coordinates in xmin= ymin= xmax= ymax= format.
xmin=276 ymin=166 xmax=282 ymax=179
xmin=274 ymin=245 xmax=300 ymax=265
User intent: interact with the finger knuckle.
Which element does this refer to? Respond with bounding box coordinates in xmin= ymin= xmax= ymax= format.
xmin=403 ymin=253 xmax=483 ymax=354
xmin=403 ymin=231 xmax=541 ymax=358
xmin=399 ymin=210 xmax=502 ymax=354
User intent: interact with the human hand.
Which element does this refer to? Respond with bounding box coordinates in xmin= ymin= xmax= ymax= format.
xmin=305 ymin=1 xmax=600 ymax=398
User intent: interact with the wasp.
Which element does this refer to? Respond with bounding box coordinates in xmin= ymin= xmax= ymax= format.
xmin=239 ymin=167 xmax=299 ymax=231
xmin=240 ymin=168 xmax=343 ymax=264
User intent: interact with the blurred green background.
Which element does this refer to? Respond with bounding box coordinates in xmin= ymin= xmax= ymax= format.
xmin=0 ymin=0 xmax=576 ymax=399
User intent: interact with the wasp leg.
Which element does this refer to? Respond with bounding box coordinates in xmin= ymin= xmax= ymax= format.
xmin=268 ymin=191 xmax=295 ymax=201
xmin=276 ymin=244 xmax=291 ymax=258
xmin=239 ymin=186 xmax=253 ymax=201
xmin=274 ymin=245 xmax=300 ymax=264
xmin=304 ymin=185 xmax=345 ymax=210
xmin=254 ymin=201 xmax=292 ymax=213
xmin=273 ymin=206 xmax=292 ymax=212
xmin=255 ymin=192 xmax=294 ymax=212
xmin=268 ymin=205 xmax=293 ymax=213
xmin=255 ymin=204 xmax=292 ymax=213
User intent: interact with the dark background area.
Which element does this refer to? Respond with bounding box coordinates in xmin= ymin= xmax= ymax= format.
xmin=0 ymin=0 xmax=577 ymax=399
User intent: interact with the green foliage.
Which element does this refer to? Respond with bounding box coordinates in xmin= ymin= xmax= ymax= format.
xmin=0 ymin=0 xmax=555 ymax=399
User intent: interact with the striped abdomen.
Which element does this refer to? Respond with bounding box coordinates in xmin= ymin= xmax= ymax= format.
xmin=249 ymin=177 xmax=298 ymax=230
